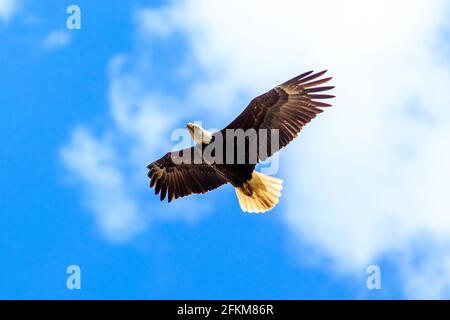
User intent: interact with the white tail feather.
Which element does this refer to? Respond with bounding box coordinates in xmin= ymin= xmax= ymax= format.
xmin=235 ymin=171 xmax=283 ymax=213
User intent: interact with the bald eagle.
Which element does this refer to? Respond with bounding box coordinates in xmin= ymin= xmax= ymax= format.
xmin=147 ymin=70 xmax=334 ymax=213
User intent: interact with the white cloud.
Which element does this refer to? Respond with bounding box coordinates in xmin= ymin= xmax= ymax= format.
xmin=136 ymin=7 xmax=178 ymax=38
xmin=61 ymin=0 xmax=450 ymax=297
xmin=138 ymin=0 xmax=450 ymax=297
xmin=0 ymin=0 xmax=17 ymax=22
xmin=60 ymin=128 xmax=145 ymax=242
xmin=61 ymin=45 xmax=215 ymax=242
xmin=43 ymin=30 xmax=72 ymax=50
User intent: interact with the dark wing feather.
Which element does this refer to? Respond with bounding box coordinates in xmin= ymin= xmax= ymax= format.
xmin=147 ymin=146 xmax=228 ymax=202
xmin=223 ymin=70 xmax=334 ymax=161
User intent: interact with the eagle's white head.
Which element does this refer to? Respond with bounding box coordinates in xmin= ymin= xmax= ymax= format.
xmin=186 ymin=122 xmax=213 ymax=144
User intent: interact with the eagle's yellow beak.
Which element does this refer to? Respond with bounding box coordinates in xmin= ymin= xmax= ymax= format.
xmin=186 ymin=123 xmax=194 ymax=131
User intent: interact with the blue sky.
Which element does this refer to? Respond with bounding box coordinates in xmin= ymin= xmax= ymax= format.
xmin=1 ymin=0 xmax=450 ymax=299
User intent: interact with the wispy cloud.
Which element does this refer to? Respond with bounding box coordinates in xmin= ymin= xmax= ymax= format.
xmin=60 ymin=127 xmax=145 ymax=242
xmin=42 ymin=30 xmax=72 ymax=50
xmin=0 ymin=0 xmax=18 ymax=22
xmin=61 ymin=36 xmax=215 ymax=242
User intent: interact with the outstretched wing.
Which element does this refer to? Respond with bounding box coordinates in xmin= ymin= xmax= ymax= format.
xmin=223 ymin=70 xmax=334 ymax=160
xmin=147 ymin=146 xmax=228 ymax=202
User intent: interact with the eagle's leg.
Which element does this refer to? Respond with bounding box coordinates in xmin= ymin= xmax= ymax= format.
xmin=241 ymin=181 xmax=253 ymax=196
